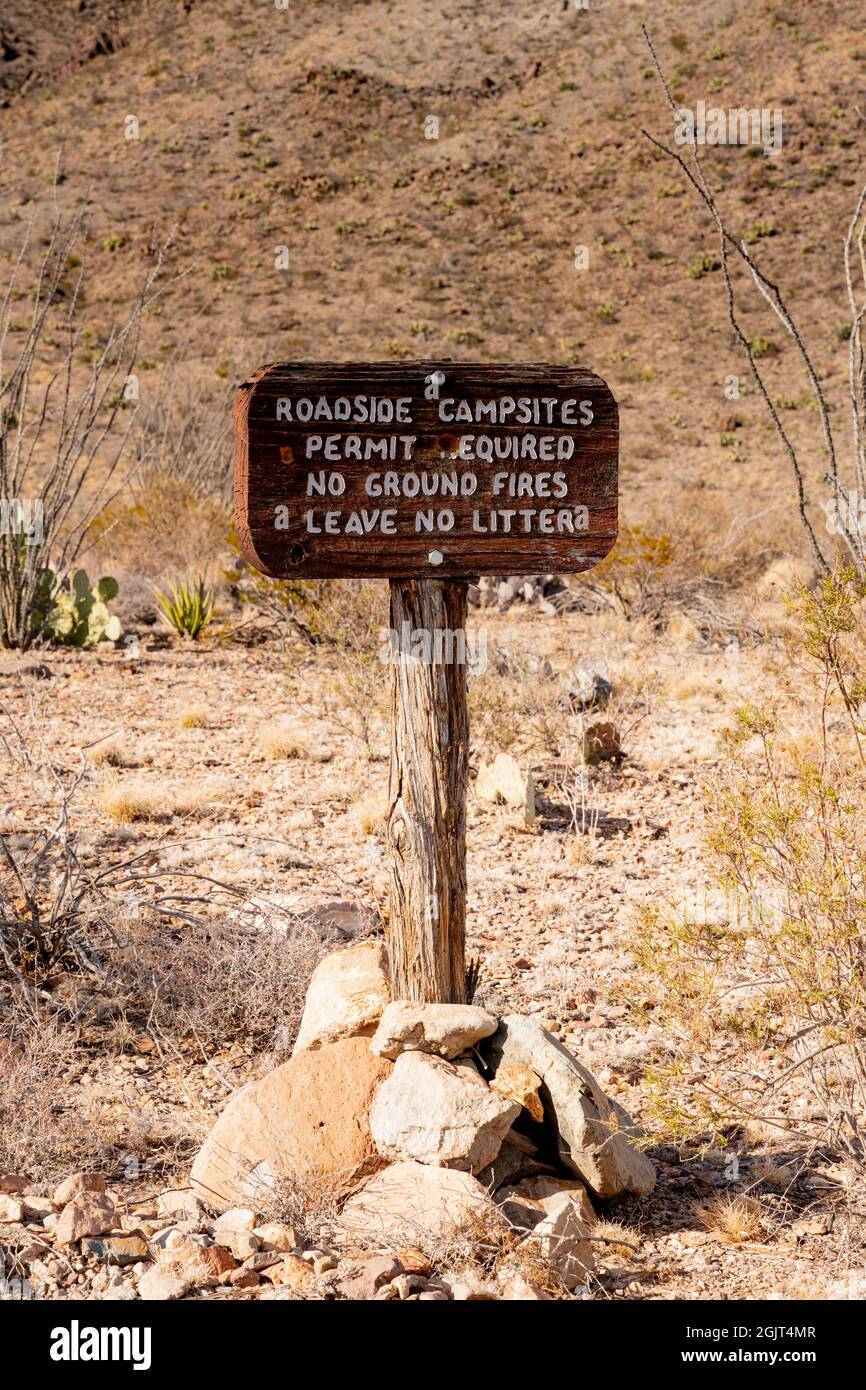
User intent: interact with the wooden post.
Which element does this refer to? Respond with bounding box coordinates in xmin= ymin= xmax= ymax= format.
xmin=386 ymin=577 xmax=468 ymax=1003
xmin=235 ymin=361 xmax=618 ymax=1004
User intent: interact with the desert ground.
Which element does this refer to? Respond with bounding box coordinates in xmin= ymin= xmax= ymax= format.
xmin=1 ymin=0 xmax=866 ymax=1307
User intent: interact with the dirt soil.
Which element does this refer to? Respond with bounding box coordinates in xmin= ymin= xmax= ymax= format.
xmin=1 ymin=599 xmax=859 ymax=1300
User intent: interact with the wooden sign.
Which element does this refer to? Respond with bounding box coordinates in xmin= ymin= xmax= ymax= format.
xmin=235 ymin=362 xmax=618 ymax=578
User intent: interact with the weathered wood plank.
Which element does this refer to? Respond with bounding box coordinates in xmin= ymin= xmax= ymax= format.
xmin=387 ymin=577 xmax=468 ymax=1003
xmin=235 ymin=361 xmax=618 ymax=579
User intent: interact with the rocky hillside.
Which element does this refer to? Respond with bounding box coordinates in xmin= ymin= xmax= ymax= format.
xmin=2 ymin=0 xmax=865 ymax=535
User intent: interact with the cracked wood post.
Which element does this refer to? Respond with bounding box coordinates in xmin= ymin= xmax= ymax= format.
xmin=387 ymin=577 xmax=468 ymax=1003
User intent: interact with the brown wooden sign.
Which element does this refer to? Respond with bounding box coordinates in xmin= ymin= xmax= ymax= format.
xmin=234 ymin=362 xmax=617 ymax=579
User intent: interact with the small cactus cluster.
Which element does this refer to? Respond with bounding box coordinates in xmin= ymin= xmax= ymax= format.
xmin=39 ymin=569 xmax=122 ymax=647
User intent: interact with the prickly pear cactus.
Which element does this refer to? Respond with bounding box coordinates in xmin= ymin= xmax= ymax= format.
xmin=42 ymin=569 xmax=122 ymax=647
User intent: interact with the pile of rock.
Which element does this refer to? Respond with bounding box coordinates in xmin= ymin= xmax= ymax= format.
xmin=0 ymin=940 xmax=655 ymax=1301
xmin=189 ymin=940 xmax=655 ymax=1295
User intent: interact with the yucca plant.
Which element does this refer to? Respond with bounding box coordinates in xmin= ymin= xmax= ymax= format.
xmin=154 ymin=576 xmax=214 ymax=640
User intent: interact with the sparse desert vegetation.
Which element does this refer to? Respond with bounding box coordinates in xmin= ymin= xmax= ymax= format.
xmin=0 ymin=0 xmax=865 ymax=1324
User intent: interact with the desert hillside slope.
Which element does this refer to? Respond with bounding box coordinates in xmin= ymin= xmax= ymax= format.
xmin=1 ymin=0 xmax=864 ymax=531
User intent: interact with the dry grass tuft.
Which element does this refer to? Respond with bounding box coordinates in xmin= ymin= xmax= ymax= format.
xmin=565 ymin=832 xmax=596 ymax=867
xmin=259 ymin=720 xmax=309 ymax=760
xmin=351 ymin=790 xmax=389 ymax=836
xmin=98 ymin=778 xmax=227 ymax=823
xmin=611 ymin=655 xmax=659 ymax=696
xmin=664 ymin=670 xmax=726 ymax=703
xmin=697 ymin=1194 xmax=764 ymax=1245
xmin=88 ymin=736 xmax=135 ymax=768
xmin=99 ymin=781 xmax=163 ymax=823
xmin=178 ymin=703 xmax=209 ymax=729
xmin=741 ymin=1118 xmax=795 ymax=1147
xmin=592 ymin=1219 xmax=640 ymax=1258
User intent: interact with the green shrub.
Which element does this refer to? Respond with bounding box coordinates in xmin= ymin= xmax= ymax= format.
xmin=744 ymin=218 xmax=775 ymax=244
xmin=687 ymin=253 xmax=720 ymax=280
xmin=625 ymin=570 xmax=866 ymax=1165
xmin=747 ymin=334 xmax=778 ymax=359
